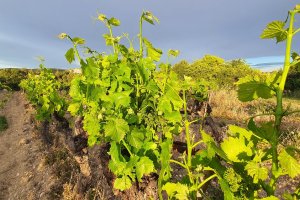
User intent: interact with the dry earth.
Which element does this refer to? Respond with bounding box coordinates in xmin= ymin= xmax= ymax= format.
xmin=0 ymin=91 xmax=58 ymax=199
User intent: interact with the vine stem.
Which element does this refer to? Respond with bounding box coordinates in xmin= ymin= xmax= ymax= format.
xmin=107 ymin=23 xmax=116 ymax=54
xmin=139 ymin=13 xmax=144 ymax=56
xmin=183 ymin=89 xmax=192 ymax=167
xmin=122 ymin=139 xmax=133 ymax=157
xmin=270 ymin=10 xmax=295 ymax=192
xmin=169 ymin=159 xmax=188 ymax=170
xmin=197 ymin=174 xmax=217 ymax=190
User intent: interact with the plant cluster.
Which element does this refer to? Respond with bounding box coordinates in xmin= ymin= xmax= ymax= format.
xmin=172 ymin=55 xmax=262 ymax=89
xmin=20 ymin=64 xmax=66 ymax=121
xmin=59 ymin=11 xmax=209 ymax=194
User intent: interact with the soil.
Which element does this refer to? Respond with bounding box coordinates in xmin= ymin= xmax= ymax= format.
xmin=0 ymin=91 xmax=56 ymax=199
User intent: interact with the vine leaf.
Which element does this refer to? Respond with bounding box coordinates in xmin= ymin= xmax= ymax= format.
xmin=162 ymin=182 xmax=189 ymax=200
xmin=236 ymin=76 xmax=276 ymax=102
xmin=104 ymin=118 xmax=129 ymax=142
xmin=278 ymin=149 xmax=300 ymax=178
xmin=219 ymin=178 xmax=235 ymax=200
xmin=82 ymin=58 xmax=100 ymax=84
xmin=260 ymin=20 xmax=287 ymax=43
xmin=164 ymin=111 xmax=182 ymax=123
xmin=248 ymin=119 xmax=273 ymax=142
xmin=168 ymin=49 xmax=180 ymax=58
xmin=237 ymin=81 xmax=274 ymax=102
xmin=83 ymin=113 xmax=100 ymax=146
xmin=142 ymin=11 xmax=159 ymax=25
xmin=136 ymin=156 xmax=155 ymax=181
xmin=72 ymin=37 xmax=85 ymax=45
xmin=160 ymin=139 xmax=172 ymax=181
xmin=245 ymin=161 xmax=268 ymax=183
xmin=114 ymin=176 xmax=132 ymax=191
xmin=127 ymin=128 xmax=144 ymax=149
xmin=108 ymin=142 xmax=126 ymax=175
xmin=221 ymin=135 xmax=253 ymax=162
xmin=143 ymin=38 xmax=162 ymax=61
xmin=108 ymin=17 xmax=120 ymax=26
xmin=65 ymin=48 xmax=75 ymax=64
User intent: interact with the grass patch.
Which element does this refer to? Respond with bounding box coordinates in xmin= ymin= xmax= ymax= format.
xmin=0 ymin=116 xmax=8 ymax=132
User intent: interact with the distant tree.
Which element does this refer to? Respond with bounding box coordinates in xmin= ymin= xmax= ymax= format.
xmin=172 ymin=55 xmax=262 ymax=89
xmin=285 ymin=64 xmax=300 ymax=92
xmin=172 ymin=60 xmax=189 ymax=79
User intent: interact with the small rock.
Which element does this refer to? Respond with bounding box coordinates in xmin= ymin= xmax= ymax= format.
xmin=19 ymin=138 xmax=29 ymax=145
xmin=74 ymin=155 xmax=91 ymax=177
xmin=37 ymin=159 xmax=45 ymax=171
xmin=82 ymin=148 xmax=88 ymax=154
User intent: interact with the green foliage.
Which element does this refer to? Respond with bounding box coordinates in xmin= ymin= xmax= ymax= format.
xmin=60 ymin=11 xmax=211 ymax=197
xmin=172 ymin=55 xmax=262 ymax=89
xmin=278 ymin=149 xmax=300 ymax=178
xmin=223 ymin=168 xmax=242 ymax=193
xmin=198 ymin=6 xmax=300 ymax=199
xmin=0 ymin=116 xmax=8 ymax=132
xmin=260 ymin=21 xmax=287 ymax=43
xmin=236 ymin=73 xmax=280 ymax=102
xmin=20 ymin=64 xmax=66 ymax=121
xmin=52 ymin=5 xmax=300 ymax=200
xmin=0 ymin=69 xmax=29 ymax=90
xmin=285 ymin=52 xmax=300 ymax=93
xmin=162 ymin=182 xmax=189 ymax=200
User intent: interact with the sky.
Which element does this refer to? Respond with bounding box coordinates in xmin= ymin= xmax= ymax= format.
xmin=0 ymin=0 xmax=299 ymax=70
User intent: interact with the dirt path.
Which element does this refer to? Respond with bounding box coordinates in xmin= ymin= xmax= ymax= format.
xmin=0 ymin=91 xmax=55 ymax=200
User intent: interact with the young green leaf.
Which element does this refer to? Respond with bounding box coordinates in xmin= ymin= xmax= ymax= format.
xmin=228 ymin=125 xmax=253 ymax=141
xmin=83 ymin=113 xmax=100 ymax=145
xmin=237 ymin=79 xmax=275 ymax=102
xmin=108 ymin=17 xmax=121 ymax=26
xmin=164 ymin=111 xmax=182 ymax=123
xmin=114 ymin=176 xmax=132 ymax=191
xmin=97 ymin=14 xmax=107 ymax=22
xmin=104 ymin=118 xmax=129 ymax=142
xmin=160 ymin=139 xmax=172 ymax=181
xmin=247 ymin=118 xmax=273 ymax=142
xmin=260 ymin=21 xmax=287 ymax=43
xmin=72 ymin=37 xmax=85 ymax=45
xmin=245 ymin=161 xmax=268 ymax=183
xmin=221 ymin=136 xmax=253 ymax=162
xmin=168 ymin=49 xmax=180 ymax=58
xmin=162 ymin=182 xmax=189 ymax=200
xmin=219 ymin=178 xmax=236 ymax=200
xmin=278 ymin=149 xmax=300 ymax=178
xmin=68 ymin=102 xmax=81 ymax=115
xmin=81 ymin=58 xmax=100 ymax=84
xmin=58 ymin=32 xmax=68 ymax=40
xmin=143 ymin=38 xmax=162 ymax=62
xmin=136 ymin=156 xmax=155 ymax=181
xmin=127 ymin=128 xmax=145 ymax=149
xmin=65 ymin=48 xmax=75 ymax=64
xmin=142 ymin=11 xmax=159 ymax=25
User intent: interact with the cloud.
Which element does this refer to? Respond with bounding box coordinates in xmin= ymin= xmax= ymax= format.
xmin=0 ymin=0 xmax=298 ymax=68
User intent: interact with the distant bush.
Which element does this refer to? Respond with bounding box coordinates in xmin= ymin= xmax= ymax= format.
xmin=0 ymin=68 xmax=76 ymax=91
xmin=172 ymin=55 xmax=262 ymax=89
xmin=0 ymin=69 xmax=31 ymax=90
xmin=0 ymin=116 xmax=8 ymax=131
xmin=286 ymin=64 xmax=300 ymax=94
xmin=53 ymin=69 xmax=77 ymax=90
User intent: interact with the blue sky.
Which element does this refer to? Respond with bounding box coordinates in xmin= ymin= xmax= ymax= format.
xmin=0 ymin=0 xmax=298 ymax=70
